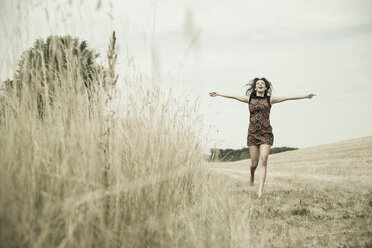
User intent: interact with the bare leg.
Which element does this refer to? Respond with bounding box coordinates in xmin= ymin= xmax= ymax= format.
xmin=257 ymin=144 xmax=271 ymax=197
xmin=248 ymin=145 xmax=260 ymax=185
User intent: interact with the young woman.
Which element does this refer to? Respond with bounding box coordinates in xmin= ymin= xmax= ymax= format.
xmin=209 ymin=77 xmax=316 ymax=197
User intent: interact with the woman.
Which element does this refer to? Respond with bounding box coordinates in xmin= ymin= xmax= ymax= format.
xmin=209 ymin=77 xmax=316 ymax=197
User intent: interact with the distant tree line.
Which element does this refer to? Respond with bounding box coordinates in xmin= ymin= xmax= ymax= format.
xmin=208 ymin=146 xmax=298 ymax=162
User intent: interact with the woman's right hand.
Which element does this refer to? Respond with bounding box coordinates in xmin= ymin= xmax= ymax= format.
xmin=209 ymin=92 xmax=219 ymax=97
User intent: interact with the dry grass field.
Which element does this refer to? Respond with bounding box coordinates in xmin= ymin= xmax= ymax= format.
xmin=0 ymin=33 xmax=371 ymax=247
xmin=209 ymin=135 xmax=372 ymax=247
xmin=0 ymin=29 xmax=268 ymax=247
xmin=0 ymin=2 xmax=371 ymax=247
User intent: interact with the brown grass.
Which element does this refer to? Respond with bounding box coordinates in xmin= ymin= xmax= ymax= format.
xmin=1 ymin=1 xmax=371 ymax=247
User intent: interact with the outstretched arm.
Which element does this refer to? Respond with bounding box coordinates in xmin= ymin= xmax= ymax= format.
xmin=271 ymin=94 xmax=316 ymax=104
xmin=209 ymin=92 xmax=249 ymax=103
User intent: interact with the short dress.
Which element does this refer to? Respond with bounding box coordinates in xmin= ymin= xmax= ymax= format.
xmin=247 ymin=94 xmax=274 ymax=146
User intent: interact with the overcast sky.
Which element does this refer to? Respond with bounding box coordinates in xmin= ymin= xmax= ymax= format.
xmin=1 ymin=0 xmax=372 ymax=152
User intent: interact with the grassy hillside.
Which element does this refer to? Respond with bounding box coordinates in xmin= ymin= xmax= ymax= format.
xmin=209 ymin=135 xmax=372 ymax=247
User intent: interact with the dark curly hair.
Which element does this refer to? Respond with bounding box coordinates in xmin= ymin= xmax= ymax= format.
xmin=243 ymin=77 xmax=273 ymax=97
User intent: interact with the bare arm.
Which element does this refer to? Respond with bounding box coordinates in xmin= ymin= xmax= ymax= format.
xmin=209 ymin=92 xmax=249 ymax=103
xmin=271 ymin=94 xmax=316 ymax=104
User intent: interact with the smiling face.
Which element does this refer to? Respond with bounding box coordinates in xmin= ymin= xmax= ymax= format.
xmin=255 ymin=79 xmax=267 ymax=93
xmin=245 ymin=77 xmax=273 ymax=97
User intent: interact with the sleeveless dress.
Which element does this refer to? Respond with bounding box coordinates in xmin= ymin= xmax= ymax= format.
xmin=247 ymin=94 xmax=274 ymax=146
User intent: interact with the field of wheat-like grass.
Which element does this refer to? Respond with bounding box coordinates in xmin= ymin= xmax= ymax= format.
xmin=0 ymin=27 xmax=254 ymax=247
xmin=1 ymin=1 xmax=371 ymax=247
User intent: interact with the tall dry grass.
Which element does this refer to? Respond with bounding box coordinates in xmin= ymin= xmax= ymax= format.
xmin=0 ymin=27 xmax=250 ymax=247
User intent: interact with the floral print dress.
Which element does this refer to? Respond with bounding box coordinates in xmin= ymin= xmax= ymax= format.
xmin=247 ymin=94 xmax=274 ymax=146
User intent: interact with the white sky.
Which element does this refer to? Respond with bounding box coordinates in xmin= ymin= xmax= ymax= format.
xmin=1 ymin=0 xmax=372 ymax=153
